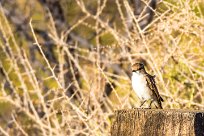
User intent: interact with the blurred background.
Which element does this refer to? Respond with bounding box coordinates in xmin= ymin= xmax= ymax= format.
xmin=0 ymin=0 xmax=204 ymax=135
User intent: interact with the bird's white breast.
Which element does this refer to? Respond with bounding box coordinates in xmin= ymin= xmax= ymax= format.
xmin=131 ymin=71 xmax=151 ymax=101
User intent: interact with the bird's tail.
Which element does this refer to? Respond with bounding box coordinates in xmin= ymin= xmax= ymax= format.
xmin=152 ymin=100 xmax=163 ymax=109
xmin=160 ymin=96 xmax=164 ymax=102
xmin=158 ymin=101 xmax=163 ymax=109
xmin=156 ymin=99 xmax=163 ymax=109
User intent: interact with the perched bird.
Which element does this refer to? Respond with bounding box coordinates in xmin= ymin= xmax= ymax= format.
xmin=131 ymin=63 xmax=164 ymax=109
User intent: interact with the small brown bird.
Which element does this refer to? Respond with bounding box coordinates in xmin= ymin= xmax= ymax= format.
xmin=131 ymin=63 xmax=164 ymax=109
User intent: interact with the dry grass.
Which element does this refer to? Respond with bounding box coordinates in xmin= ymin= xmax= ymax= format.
xmin=0 ymin=0 xmax=204 ymax=135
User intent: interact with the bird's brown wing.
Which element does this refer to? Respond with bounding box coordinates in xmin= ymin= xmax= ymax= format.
xmin=145 ymin=73 xmax=164 ymax=102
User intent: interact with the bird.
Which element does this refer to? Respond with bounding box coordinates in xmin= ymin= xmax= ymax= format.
xmin=131 ymin=63 xmax=164 ymax=109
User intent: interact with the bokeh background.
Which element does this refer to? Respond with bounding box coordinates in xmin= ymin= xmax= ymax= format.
xmin=0 ymin=0 xmax=204 ymax=135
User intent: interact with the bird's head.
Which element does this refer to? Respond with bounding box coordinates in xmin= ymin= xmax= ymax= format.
xmin=132 ymin=63 xmax=145 ymax=72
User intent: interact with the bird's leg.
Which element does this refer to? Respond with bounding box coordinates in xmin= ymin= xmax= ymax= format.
xmin=148 ymin=100 xmax=154 ymax=109
xmin=140 ymin=100 xmax=146 ymax=108
xmin=154 ymin=104 xmax=158 ymax=109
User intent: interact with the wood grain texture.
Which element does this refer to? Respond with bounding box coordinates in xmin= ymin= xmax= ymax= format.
xmin=111 ymin=109 xmax=204 ymax=136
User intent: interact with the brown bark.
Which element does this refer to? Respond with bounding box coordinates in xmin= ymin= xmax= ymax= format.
xmin=111 ymin=109 xmax=204 ymax=136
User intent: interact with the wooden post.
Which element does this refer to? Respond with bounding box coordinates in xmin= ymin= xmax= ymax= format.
xmin=111 ymin=109 xmax=204 ymax=136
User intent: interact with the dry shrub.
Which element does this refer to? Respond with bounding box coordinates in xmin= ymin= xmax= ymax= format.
xmin=0 ymin=0 xmax=204 ymax=135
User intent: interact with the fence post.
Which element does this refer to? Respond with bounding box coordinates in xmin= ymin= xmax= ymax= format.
xmin=111 ymin=109 xmax=204 ymax=136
